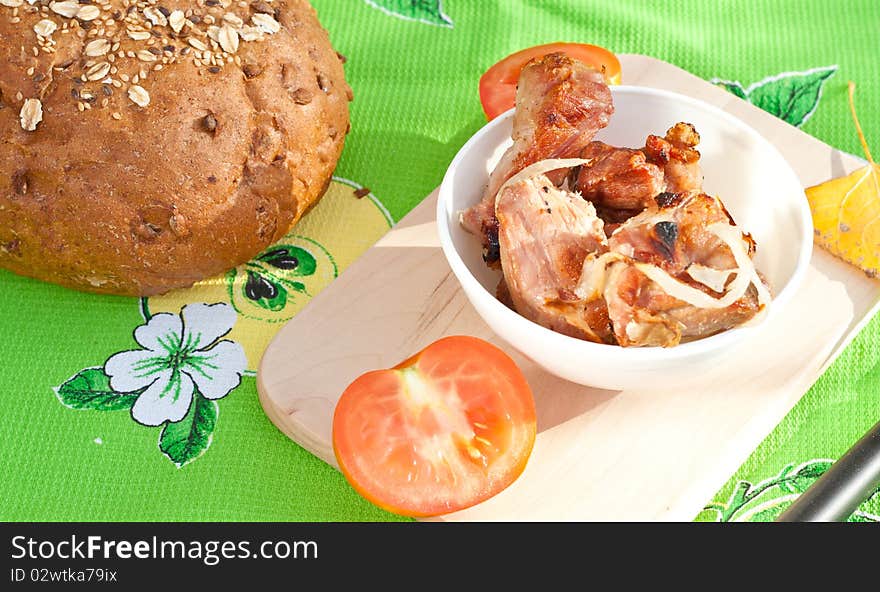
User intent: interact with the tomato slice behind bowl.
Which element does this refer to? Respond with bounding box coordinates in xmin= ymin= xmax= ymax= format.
xmin=479 ymin=42 xmax=622 ymax=120
xmin=332 ymin=336 xmax=537 ymax=517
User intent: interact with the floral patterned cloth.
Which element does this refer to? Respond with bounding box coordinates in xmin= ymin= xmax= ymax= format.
xmin=1 ymin=0 xmax=878 ymax=521
xmin=104 ymin=304 xmax=246 ymax=428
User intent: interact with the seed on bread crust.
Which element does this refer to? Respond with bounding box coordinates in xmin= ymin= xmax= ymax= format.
xmin=33 ymin=19 xmax=58 ymax=37
xmin=251 ymin=13 xmax=280 ymax=34
xmin=85 ymin=62 xmax=111 ymax=81
xmin=49 ymin=1 xmax=79 ymax=18
xmin=169 ymin=212 xmax=191 ymax=238
xmin=317 ymin=73 xmax=332 ymax=93
xmin=143 ymin=6 xmax=167 ymax=26
xmin=290 ymin=88 xmax=313 ymax=105
xmin=76 ymin=5 xmax=101 ymax=21
xmin=218 ymin=24 xmax=239 ymax=54
xmin=128 ymin=85 xmax=150 ymax=107
xmin=201 ymin=112 xmax=218 ymax=134
xmin=1 ymin=0 xmax=301 ymax=125
xmin=85 ymin=39 xmax=111 ymax=57
xmin=19 ymin=99 xmax=42 ymax=131
xmin=188 ymin=37 xmax=208 ymax=51
xmin=242 ymin=63 xmax=263 ymax=79
xmin=238 ymin=25 xmax=264 ymax=41
xmin=12 ymin=170 xmax=29 ymax=195
xmin=251 ymin=1 xmax=274 ymax=15
xmin=168 ymin=10 xmax=185 ymax=33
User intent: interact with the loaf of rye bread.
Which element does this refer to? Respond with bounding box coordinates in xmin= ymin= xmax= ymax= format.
xmin=0 ymin=0 xmax=351 ymax=295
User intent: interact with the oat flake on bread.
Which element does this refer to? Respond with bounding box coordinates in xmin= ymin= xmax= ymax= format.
xmin=0 ymin=0 xmax=353 ymax=295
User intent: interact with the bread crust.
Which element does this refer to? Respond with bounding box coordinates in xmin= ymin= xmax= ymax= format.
xmin=0 ymin=0 xmax=351 ymax=295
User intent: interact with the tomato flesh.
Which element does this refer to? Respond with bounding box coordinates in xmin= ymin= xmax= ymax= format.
xmin=479 ymin=42 xmax=622 ymax=120
xmin=332 ymin=336 xmax=536 ymax=517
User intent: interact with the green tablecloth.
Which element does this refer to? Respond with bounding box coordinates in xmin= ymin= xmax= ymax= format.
xmin=2 ymin=0 xmax=878 ymax=522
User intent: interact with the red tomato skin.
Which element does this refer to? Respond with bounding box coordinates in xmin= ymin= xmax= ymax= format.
xmin=332 ymin=336 xmax=536 ymax=517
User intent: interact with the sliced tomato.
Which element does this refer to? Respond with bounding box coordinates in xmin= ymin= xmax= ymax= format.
xmin=332 ymin=336 xmax=536 ymax=517
xmin=479 ymin=42 xmax=622 ymax=120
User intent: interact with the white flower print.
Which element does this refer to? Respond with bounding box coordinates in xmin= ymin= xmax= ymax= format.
xmin=104 ymin=303 xmax=247 ymax=426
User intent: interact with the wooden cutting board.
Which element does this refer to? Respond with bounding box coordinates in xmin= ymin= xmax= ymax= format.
xmin=257 ymin=54 xmax=880 ymax=521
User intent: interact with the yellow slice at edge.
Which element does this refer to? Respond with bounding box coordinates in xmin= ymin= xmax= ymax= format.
xmin=806 ymin=162 xmax=880 ymax=278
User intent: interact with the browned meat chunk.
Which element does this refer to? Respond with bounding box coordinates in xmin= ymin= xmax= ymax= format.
xmin=575 ymin=142 xmax=665 ymax=212
xmin=572 ymin=123 xmax=704 ymax=228
xmin=462 ymin=61 xmax=765 ymax=348
xmin=603 ymin=192 xmax=763 ymax=347
xmin=608 ymin=192 xmax=742 ymax=273
xmin=461 ymin=53 xmax=614 ymax=266
xmin=603 ymin=262 xmax=761 ymax=347
xmin=643 ymin=122 xmax=703 ymax=194
xmin=495 ymin=175 xmax=615 ymax=344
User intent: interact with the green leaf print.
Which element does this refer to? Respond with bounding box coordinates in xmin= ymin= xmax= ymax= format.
xmin=714 ymin=80 xmax=747 ymax=100
xmin=700 ymin=459 xmax=880 ymax=522
xmin=158 ymin=393 xmax=217 ymax=468
xmin=55 ymin=367 xmax=141 ymax=411
xmin=364 ymin=0 xmax=453 ymax=28
xmin=712 ymin=65 xmax=837 ymax=127
xmin=779 ymin=460 xmax=833 ymax=494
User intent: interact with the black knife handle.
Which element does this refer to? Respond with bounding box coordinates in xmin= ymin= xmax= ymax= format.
xmin=777 ymin=418 xmax=880 ymax=522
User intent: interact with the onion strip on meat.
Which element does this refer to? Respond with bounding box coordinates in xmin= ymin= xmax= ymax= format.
xmin=635 ymin=262 xmax=749 ymax=309
xmin=708 ymin=221 xmax=772 ymax=322
xmin=574 ymin=221 xmax=771 ymax=314
xmin=633 ymin=222 xmax=769 ymax=309
xmin=686 ymin=264 xmax=736 ymax=293
xmin=493 ymin=158 xmax=592 ymax=199
xmin=574 ymin=252 xmax=626 ymax=300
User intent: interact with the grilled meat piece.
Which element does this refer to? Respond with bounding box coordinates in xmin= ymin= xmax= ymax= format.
xmin=572 ymin=122 xmax=704 ymax=230
xmin=603 ymin=193 xmax=762 ymax=347
xmin=575 ymin=142 xmax=666 ymax=212
xmin=461 ymin=52 xmax=614 ymax=266
xmin=609 ymin=192 xmax=753 ymax=273
xmin=643 ymin=122 xmax=703 ymax=194
xmin=495 ymin=175 xmax=615 ymax=343
xmin=603 ymin=262 xmax=761 ymax=347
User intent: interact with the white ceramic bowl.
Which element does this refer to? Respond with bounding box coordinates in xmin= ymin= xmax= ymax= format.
xmin=437 ymin=86 xmax=812 ymax=390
